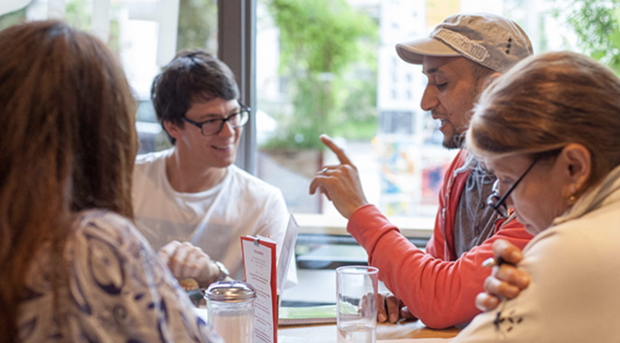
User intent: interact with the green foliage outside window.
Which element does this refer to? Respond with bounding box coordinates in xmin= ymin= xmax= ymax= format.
xmin=0 ymin=8 xmax=26 ymax=31
xmin=553 ymin=0 xmax=620 ymax=74
xmin=176 ymin=0 xmax=217 ymax=53
xmin=64 ymin=0 xmax=91 ymax=32
xmin=63 ymin=0 xmax=121 ymax=54
xmin=263 ymin=0 xmax=378 ymax=150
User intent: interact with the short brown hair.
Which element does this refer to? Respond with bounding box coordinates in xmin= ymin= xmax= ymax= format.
xmin=470 ymin=60 xmax=495 ymax=84
xmin=151 ymin=49 xmax=240 ymax=144
xmin=467 ymin=51 xmax=620 ymax=191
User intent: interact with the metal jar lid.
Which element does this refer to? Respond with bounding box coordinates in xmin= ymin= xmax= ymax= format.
xmin=205 ymin=281 xmax=256 ymax=302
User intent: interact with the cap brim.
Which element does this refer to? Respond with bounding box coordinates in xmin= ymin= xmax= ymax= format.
xmin=396 ymin=37 xmax=461 ymax=64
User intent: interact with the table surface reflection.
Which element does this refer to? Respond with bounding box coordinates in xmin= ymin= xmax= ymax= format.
xmin=278 ymin=320 xmax=460 ymax=343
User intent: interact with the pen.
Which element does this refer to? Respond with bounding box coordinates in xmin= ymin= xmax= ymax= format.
xmin=482 ymin=256 xmax=507 ymax=268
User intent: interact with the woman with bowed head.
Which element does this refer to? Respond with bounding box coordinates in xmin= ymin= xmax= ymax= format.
xmin=0 ymin=21 xmax=221 ymax=342
xmin=452 ymin=51 xmax=620 ymax=342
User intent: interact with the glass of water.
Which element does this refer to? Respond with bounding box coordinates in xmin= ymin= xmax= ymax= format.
xmin=336 ymin=266 xmax=379 ymax=343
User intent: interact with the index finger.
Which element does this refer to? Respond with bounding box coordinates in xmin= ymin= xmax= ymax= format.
xmin=320 ymin=134 xmax=352 ymax=165
xmin=492 ymin=239 xmax=523 ymax=265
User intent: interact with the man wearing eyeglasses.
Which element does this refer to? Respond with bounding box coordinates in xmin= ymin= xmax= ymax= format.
xmin=310 ymin=14 xmax=534 ymax=329
xmin=132 ymin=49 xmax=295 ymax=288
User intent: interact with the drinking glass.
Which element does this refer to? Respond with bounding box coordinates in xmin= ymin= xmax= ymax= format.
xmin=336 ymin=266 xmax=379 ymax=343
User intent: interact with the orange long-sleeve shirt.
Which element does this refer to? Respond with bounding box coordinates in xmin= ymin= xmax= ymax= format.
xmin=347 ymin=150 xmax=533 ymax=329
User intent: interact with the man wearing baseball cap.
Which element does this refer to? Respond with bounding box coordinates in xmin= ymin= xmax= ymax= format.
xmin=310 ymin=13 xmax=534 ymax=329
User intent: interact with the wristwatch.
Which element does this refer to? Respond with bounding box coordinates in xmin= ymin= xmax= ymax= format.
xmin=213 ymin=261 xmax=230 ymax=282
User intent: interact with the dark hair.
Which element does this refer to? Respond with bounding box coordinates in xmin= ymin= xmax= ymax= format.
xmin=151 ymin=49 xmax=239 ymax=144
xmin=0 ymin=21 xmax=137 ymax=341
xmin=470 ymin=60 xmax=495 ymax=84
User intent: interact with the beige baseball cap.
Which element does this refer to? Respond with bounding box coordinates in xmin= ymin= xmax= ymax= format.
xmin=396 ymin=13 xmax=533 ymax=73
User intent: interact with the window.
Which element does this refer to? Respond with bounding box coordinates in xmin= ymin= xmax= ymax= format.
xmin=254 ymin=0 xmax=451 ymax=224
xmin=0 ymin=0 xmax=218 ymax=154
xmin=252 ymin=0 xmax=593 ymax=228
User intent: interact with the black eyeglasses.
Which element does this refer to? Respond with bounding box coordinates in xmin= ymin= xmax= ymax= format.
xmin=181 ymin=104 xmax=250 ymax=136
xmin=487 ymin=158 xmax=538 ymax=218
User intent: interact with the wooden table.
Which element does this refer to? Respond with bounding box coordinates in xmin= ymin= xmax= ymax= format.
xmin=278 ymin=320 xmax=460 ymax=342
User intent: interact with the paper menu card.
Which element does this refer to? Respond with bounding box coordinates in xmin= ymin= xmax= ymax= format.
xmin=241 ymin=235 xmax=278 ymax=343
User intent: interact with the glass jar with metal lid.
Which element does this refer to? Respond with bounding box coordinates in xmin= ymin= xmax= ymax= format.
xmin=205 ymin=281 xmax=256 ymax=343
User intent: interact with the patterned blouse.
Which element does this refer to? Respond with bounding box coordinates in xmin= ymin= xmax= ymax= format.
xmin=17 ymin=210 xmax=222 ymax=343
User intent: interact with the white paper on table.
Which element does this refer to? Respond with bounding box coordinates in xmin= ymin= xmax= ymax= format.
xmin=277 ymin=214 xmax=299 ymax=293
xmin=242 ymin=237 xmax=276 ymax=343
xmin=378 ymin=339 xmax=453 ymax=342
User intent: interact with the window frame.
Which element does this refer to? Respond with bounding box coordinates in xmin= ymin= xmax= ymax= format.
xmin=218 ymin=0 xmax=257 ymax=175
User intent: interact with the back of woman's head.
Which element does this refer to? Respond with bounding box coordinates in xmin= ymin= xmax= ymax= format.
xmin=0 ymin=20 xmax=137 ymax=341
xmin=467 ymin=51 xmax=620 ymax=190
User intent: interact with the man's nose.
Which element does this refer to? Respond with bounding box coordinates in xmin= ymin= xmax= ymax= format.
xmin=218 ymin=120 xmax=235 ymax=137
xmin=420 ymin=84 xmax=438 ymax=112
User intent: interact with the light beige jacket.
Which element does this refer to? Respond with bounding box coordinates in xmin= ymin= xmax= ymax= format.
xmin=453 ymin=165 xmax=620 ymax=342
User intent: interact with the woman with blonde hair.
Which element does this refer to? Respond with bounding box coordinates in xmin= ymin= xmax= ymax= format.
xmin=452 ymin=51 xmax=620 ymax=342
xmin=0 ymin=21 xmax=221 ymax=342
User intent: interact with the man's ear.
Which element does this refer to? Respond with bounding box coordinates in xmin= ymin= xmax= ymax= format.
xmin=163 ymin=120 xmax=182 ymax=141
xmin=561 ymin=143 xmax=592 ymax=192
xmin=481 ymin=72 xmax=502 ymax=91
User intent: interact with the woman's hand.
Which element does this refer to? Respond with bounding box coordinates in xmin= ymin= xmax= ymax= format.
xmin=476 ymin=239 xmax=531 ymax=311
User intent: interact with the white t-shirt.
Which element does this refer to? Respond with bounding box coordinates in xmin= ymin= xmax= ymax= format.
xmin=132 ymin=149 xmax=296 ymax=285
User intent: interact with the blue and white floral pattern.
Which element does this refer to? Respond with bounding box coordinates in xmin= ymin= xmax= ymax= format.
xmin=17 ymin=210 xmax=222 ymax=343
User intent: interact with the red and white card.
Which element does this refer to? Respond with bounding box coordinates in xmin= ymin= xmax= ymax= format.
xmin=241 ymin=235 xmax=278 ymax=343
xmin=241 ymin=215 xmax=299 ymax=343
